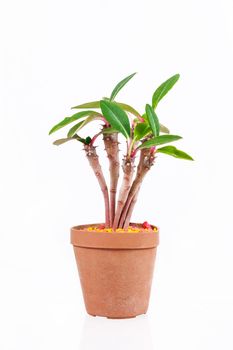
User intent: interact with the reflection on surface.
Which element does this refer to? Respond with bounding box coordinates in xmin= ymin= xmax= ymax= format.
xmin=79 ymin=314 xmax=154 ymax=350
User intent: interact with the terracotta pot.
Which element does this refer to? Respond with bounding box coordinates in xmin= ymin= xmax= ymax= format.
xmin=71 ymin=223 xmax=159 ymax=319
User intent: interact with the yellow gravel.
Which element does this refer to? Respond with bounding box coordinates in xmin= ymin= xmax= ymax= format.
xmin=86 ymin=226 xmax=158 ymax=233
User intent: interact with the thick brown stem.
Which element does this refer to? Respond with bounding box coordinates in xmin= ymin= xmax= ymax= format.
xmin=119 ymin=149 xmax=155 ymax=228
xmin=113 ymin=156 xmax=135 ymax=230
xmin=103 ymin=133 xmax=120 ymax=226
xmin=84 ymin=144 xmax=110 ymax=227
xmin=118 ymin=149 xmax=150 ymax=227
xmin=118 ymin=172 xmax=146 ymax=228
xmin=123 ymin=189 xmax=140 ymax=229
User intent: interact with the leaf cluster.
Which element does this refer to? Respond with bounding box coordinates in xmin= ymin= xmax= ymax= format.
xmin=49 ymin=73 xmax=193 ymax=161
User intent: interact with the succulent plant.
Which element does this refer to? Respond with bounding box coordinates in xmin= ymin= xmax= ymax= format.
xmin=49 ymin=73 xmax=193 ymax=228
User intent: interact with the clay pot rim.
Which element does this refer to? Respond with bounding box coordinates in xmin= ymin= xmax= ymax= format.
xmin=71 ymin=223 xmax=159 ymax=250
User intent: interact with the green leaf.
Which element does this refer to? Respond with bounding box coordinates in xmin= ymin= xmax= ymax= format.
xmin=134 ymin=123 xmax=150 ymax=141
xmin=110 ymin=72 xmax=136 ymax=101
xmin=67 ymin=120 xmax=84 ymax=138
xmin=140 ymin=113 xmax=169 ymax=134
xmin=116 ymin=102 xmax=141 ymax=117
xmin=160 ymin=123 xmax=170 ymax=133
xmin=53 ymin=137 xmax=76 ymax=146
xmin=157 ymin=145 xmax=194 ymax=160
xmin=152 ymin=74 xmax=180 ymax=109
xmin=100 ymin=100 xmax=130 ymax=138
xmin=145 ymin=104 xmax=160 ymax=137
xmin=103 ymin=97 xmax=141 ymax=116
xmin=49 ymin=111 xmax=95 ymax=135
xmin=138 ymin=135 xmax=182 ymax=149
xmin=71 ymin=101 xmax=100 ymax=109
xmin=67 ymin=114 xmax=102 ymax=137
xmin=72 ymin=100 xmax=141 ymax=118
xmin=53 ymin=135 xmax=85 ymax=146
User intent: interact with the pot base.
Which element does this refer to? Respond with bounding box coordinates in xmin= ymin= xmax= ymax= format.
xmin=89 ymin=313 xmax=137 ymax=319
xmin=107 ymin=316 xmax=136 ymax=319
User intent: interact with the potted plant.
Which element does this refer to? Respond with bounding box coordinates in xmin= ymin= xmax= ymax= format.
xmin=49 ymin=73 xmax=193 ymax=318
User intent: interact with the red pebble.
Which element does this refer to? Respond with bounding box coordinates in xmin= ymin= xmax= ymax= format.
xmin=98 ymin=224 xmax=105 ymax=230
xmin=142 ymin=221 xmax=151 ymax=229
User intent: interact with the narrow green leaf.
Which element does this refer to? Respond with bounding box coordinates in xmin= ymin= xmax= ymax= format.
xmin=53 ymin=135 xmax=85 ymax=146
xmin=116 ymin=102 xmax=141 ymax=117
xmin=160 ymin=123 xmax=170 ymax=133
xmin=71 ymin=101 xmax=100 ymax=109
xmin=134 ymin=123 xmax=150 ymax=141
xmin=53 ymin=138 xmax=76 ymax=146
xmin=145 ymin=104 xmax=160 ymax=137
xmin=67 ymin=114 xmax=102 ymax=137
xmin=139 ymin=113 xmax=169 ymax=134
xmin=110 ymin=72 xmax=136 ymax=101
xmin=49 ymin=111 xmax=95 ymax=135
xmin=100 ymin=100 xmax=130 ymax=138
xmin=157 ymin=145 xmax=194 ymax=160
xmin=152 ymin=74 xmax=180 ymax=109
xmin=72 ymin=100 xmax=141 ymax=118
xmin=67 ymin=120 xmax=84 ymax=138
xmin=139 ymin=135 xmax=182 ymax=149
xmin=102 ymin=98 xmax=141 ymax=116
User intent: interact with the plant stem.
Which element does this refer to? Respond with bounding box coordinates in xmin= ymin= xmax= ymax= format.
xmin=127 ymin=137 xmax=136 ymax=157
xmin=113 ymin=155 xmax=135 ymax=230
xmin=122 ymin=189 xmax=140 ymax=229
xmin=91 ymin=131 xmax=103 ymax=145
xmin=119 ymin=148 xmax=155 ymax=228
xmin=84 ymin=144 xmax=110 ymax=227
xmin=103 ymin=132 xmax=120 ymax=226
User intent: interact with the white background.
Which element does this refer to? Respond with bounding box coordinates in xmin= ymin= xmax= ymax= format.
xmin=1 ymin=0 xmax=233 ymax=349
